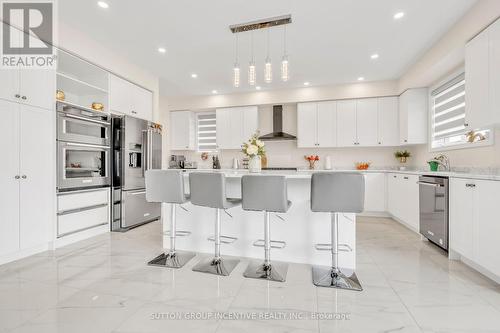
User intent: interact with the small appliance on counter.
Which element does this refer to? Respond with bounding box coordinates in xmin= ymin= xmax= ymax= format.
xmin=212 ymin=155 xmax=221 ymax=169
xmin=169 ymin=155 xmax=186 ymax=169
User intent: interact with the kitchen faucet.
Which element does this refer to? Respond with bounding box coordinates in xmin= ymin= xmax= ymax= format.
xmin=434 ymin=154 xmax=450 ymax=171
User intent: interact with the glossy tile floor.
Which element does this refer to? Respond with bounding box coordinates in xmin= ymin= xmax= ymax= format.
xmin=1 ymin=217 xmax=500 ymax=333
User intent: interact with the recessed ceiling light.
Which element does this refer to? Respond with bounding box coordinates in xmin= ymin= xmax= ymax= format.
xmin=191 ymin=73 xmax=198 ymax=78
xmin=256 ymin=86 xmax=261 ymax=90
xmin=158 ymin=47 xmax=166 ymax=54
xmin=370 ymin=53 xmax=379 ymax=59
xmin=303 ymin=82 xmax=310 ymax=86
xmin=393 ymin=12 xmax=405 ymax=20
xmin=97 ymin=1 xmax=109 ymax=9
xmin=211 ymin=90 xmax=218 ymax=94
xmin=358 ymin=77 xmax=365 ymax=81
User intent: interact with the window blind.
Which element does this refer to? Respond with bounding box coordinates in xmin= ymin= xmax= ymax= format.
xmin=196 ymin=112 xmax=217 ymax=152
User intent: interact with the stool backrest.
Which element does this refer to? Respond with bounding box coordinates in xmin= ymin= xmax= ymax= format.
xmin=241 ymin=175 xmax=289 ymax=212
xmin=145 ymin=169 xmax=186 ymax=204
xmin=311 ymin=172 xmax=365 ymax=213
xmin=189 ymin=172 xmax=227 ymax=208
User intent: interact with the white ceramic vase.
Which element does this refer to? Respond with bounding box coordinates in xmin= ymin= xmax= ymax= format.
xmin=248 ymin=155 xmax=261 ymax=173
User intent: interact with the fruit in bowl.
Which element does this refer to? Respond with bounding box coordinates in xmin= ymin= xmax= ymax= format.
xmin=355 ymin=162 xmax=371 ymax=170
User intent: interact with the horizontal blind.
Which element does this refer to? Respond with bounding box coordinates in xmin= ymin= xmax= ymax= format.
xmin=432 ymin=74 xmax=466 ymax=142
xmin=197 ymin=112 xmax=217 ymax=152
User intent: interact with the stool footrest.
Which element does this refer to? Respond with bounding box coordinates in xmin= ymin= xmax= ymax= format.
xmin=314 ymin=243 xmax=352 ymax=252
xmin=253 ymin=239 xmax=286 ymax=249
xmin=207 ymin=235 xmax=237 ymax=244
xmin=164 ymin=230 xmax=191 ymax=237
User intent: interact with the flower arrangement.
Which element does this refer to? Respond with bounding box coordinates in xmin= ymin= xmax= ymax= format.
xmin=305 ymin=155 xmax=319 ymax=169
xmin=242 ymin=133 xmax=266 ymax=157
xmin=394 ymin=150 xmax=411 ymax=163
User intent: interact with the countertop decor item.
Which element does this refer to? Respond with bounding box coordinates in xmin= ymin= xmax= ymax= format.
xmin=324 ymin=156 xmax=332 ymax=170
xmin=56 ymin=90 xmax=65 ymax=101
xmin=355 ymin=162 xmax=371 ymax=170
xmin=394 ymin=150 xmax=411 ymax=164
xmin=428 ymin=160 xmax=439 ymax=171
xmin=91 ymin=102 xmax=104 ymax=111
xmin=428 ymin=154 xmax=450 ymax=172
xmin=305 ymin=155 xmax=319 ymax=170
xmin=242 ymin=132 xmax=265 ymax=173
xmin=200 ymin=152 xmax=209 ymax=161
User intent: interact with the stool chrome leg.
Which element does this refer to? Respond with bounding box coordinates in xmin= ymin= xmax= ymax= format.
xmin=148 ymin=203 xmax=195 ymax=268
xmin=244 ymin=211 xmax=288 ymax=282
xmin=312 ymin=213 xmax=362 ymax=291
xmin=192 ymin=208 xmax=239 ymax=276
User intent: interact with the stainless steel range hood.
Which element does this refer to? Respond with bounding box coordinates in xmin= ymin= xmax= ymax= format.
xmin=258 ymin=105 xmax=296 ymax=141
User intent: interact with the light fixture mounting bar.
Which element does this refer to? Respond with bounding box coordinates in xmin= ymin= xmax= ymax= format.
xmin=230 ymin=15 xmax=292 ymax=33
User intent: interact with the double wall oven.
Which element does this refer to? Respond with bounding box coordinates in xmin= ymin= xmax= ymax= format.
xmin=56 ymin=102 xmax=111 ymax=191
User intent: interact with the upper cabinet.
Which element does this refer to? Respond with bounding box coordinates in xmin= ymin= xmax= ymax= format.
xmin=465 ymin=18 xmax=500 ymax=129
xmin=170 ymin=111 xmax=195 ymax=151
xmin=356 ymin=98 xmax=379 ymax=146
xmin=378 ymin=97 xmax=400 ymax=146
xmin=297 ymin=101 xmax=337 ymax=148
xmin=336 ymin=100 xmax=358 ymax=147
xmin=399 ymin=88 xmax=428 ymax=145
xmin=109 ymin=75 xmax=153 ymax=121
xmin=216 ymin=106 xmax=258 ymax=150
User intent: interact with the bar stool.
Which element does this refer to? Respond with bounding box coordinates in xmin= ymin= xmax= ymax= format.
xmin=310 ymin=172 xmax=365 ymax=291
xmin=145 ymin=170 xmax=196 ymax=268
xmin=241 ymin=175 xmax=291 ymax=282
xmin=189 ymin=172 xmax=241 ymax=276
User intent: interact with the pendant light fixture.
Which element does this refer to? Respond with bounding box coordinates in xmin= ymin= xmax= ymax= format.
xmin=281 ymin=25 xmax=289 ymax=82
xmin=248 ymin=31 xmax=256 ymax=86
xmin=264 ymin=28 xmax=272 ymax=83
xmin=233 ymin=34 xmax=240 ymax=88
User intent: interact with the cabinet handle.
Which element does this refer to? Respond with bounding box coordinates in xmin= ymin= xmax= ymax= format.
xmin=15 ymin=94 xmax=20 ymax=98
xmin=21 ymin=96 xmax=27 ymax=100
xmin=466 ymin=183 xmax=476 ymax=188
xmin=131 ymin=110 xmax=137 ymax=114
xmin=403 ymin=176 xmax=409 ymax=180
xmin=404 ymin=139 xmax=408 ymax=143
xmin=21 ymin=175 xmax=27 ymax=179
xmin=393 ymin=175 xmax=397 ymax=178
xmin=378 ymin=142 xmax=381 ymax=145
xmin=14 ymin=175 xmax=20 ymax=179
xmin=464 ymin=123 xmax=469 ymax=127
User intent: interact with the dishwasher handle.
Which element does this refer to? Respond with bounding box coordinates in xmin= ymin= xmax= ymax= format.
xmin=417 ymin=181 xmax=443 ymax=188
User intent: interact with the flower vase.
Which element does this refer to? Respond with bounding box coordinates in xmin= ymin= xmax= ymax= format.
xmin=308 ymin=160 xmax=316 ymax=170
xmin=248 ymin=155 xmax=261 ymax=173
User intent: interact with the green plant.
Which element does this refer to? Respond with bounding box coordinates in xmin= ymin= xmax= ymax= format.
xmin=394 ymin=150 xmax=411 ymax=159
xmin=242 ymin=132 xmax=266 ymax=157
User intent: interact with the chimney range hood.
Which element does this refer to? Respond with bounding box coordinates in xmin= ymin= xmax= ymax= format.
xmin=258 ymin=105 xmax=296 ymax=141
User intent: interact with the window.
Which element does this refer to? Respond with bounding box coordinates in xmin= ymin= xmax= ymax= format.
xmin=431 ymin=73 xmax=490 ymax=150
xmin=196 ymin=112 xmax=217 ymax=152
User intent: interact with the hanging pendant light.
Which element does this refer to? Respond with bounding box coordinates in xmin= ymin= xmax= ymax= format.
xmin=281 ymin=25 xmax=289 ymax=82
xmin=233 ymin=34 xmax=240 ymax=87
xmin=264 ymin=29 xmax=272 ymax=83
xmin=248 ymin=32 xmax=256 ymax=86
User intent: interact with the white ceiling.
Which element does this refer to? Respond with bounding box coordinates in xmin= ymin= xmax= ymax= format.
xmin=59 ymin=0 xmax=476 ymax=97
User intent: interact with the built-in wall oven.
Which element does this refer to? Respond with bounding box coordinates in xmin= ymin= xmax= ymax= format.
xmin=56 ymin=102 xmax=111 ymax=191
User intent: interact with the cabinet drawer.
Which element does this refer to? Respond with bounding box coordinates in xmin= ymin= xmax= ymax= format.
xmin=58 ymin=188 xmax=109 ymax=212
xmin=57 ymin=205 xmax=108 ymax=237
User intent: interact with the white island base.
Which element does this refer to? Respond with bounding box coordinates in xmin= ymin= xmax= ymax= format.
xmin=161 ymin=173 xmax=356 ymax=270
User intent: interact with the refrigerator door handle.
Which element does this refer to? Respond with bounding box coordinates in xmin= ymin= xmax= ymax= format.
xmin=147 ymin=128 xmax=153 ymax=170
xmin=141 ymin=130 xmax=148 ymax=177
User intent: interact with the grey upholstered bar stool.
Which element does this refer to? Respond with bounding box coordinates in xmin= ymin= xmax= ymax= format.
xmin=310 ymin=172 xmax=365 ymax=291
xmin=145 ymin=170 xmax=196 ymax=268
xmin=241 ymin=175 xmax=291 ymax=282
xmin=189 ymin=172 xmax=241 ymax=276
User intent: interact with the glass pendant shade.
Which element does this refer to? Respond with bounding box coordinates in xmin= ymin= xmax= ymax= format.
xmin=264 ymin=58 xmax=272 ymax=83
xmin=248 ymin=61 xmax=256 ymax=85
xmin=233 ymin=63 xmax=240 ymax=87
xmin=281 ymin=55 xmax=289 ymax=82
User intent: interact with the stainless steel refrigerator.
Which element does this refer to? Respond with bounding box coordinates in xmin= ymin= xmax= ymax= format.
xmin=111 ymin=115 xmax=162 ymax=231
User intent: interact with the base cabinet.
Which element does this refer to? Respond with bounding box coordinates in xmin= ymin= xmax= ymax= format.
xmin=363 ymin=173 xmax=386 ymax=212
xmin=387 ymin=173 xmax=419 ymax=232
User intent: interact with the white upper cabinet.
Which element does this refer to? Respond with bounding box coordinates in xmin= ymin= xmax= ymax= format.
xmin=297 ymin=101 xmax=337 ymax=148
xmin=378 ymin=97 xmax=400 ymax=146
xmin=216 ymin=106 xmax=258 ymax=150
xmin=109 ymin=75 xmax=153 ymax=120
xmin=356 ymin=98 xmax=379 ymax=146
xmin=337 ymin=100 xmax=357 ymax=147
xmin=170 ymin=111 xmax=195 ymax=151
xmin=399 ymin=88 xmax=428 ymax=145
xmin=465 ymin=18 xmax=500 ymax=129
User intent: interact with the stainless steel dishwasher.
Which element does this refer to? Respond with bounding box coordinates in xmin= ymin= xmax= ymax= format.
xmin=418 ymin=176 xmax=449 ymax=251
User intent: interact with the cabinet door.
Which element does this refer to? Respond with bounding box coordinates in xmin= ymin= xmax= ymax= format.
xmin=356 ymin=98 xmax=378 ymax=146
xmin=400 ymin=174 xmax=420 ymax=232
xmin=19 ymin=105 xmax=53 ymax=250
xmin=387 ymin=173 xmax=400 ymax=217
xmin=378 ymin=97 xmax=399 ymax=146
xmin=216 ymin=108 xmax=230 ymax=150
xmin=337 ymin=100 xmax=357 ymax=147
xmin=170 ymin=111 xmax=194 ymax=150
xmin=241 ymin=106 xmax=258 ymax=143
xmin=473 ymin=180 xmax=500 ymax=277
xmin=317 ymin=101 xmax=337 ymax=147
xmin=489 ymin=19 xmax=500 ymax=127
xmin=363 ymin=173 xmax=386 ymax=212
xmin=465 ymin=29 xmax=490 ymax=130
xmin=449 ymin=178 xmax=474 ymax=258
xmin=399 ymin=92 xmax=409 ymax=144
xmin=133 ymin=86 xmax=153 ymax=121
xmin=0 ymin=23 xmax=20 ymax=103
xmin=297 ymin=103 xmax=318 ymax=148
xmin=109 ymin=75 xmax=133 ymax=115
xmin=19 ymin=69 xmax=55 ymax=110
xmin=0 ymin=100 xmax=20 ymax=256
xmin=228 ymin=107 xmax=244 ymax=149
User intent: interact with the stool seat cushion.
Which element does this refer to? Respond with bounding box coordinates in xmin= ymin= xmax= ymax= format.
xmin=145 ymin=170 xmax=188 ymax=204
xmin=189 ymin=172 xmax=241 ymax=209
xmin=311 ymin=172 xmax=365 ymax=213
xmin=241 ymin=175 xmax=291 ymax=213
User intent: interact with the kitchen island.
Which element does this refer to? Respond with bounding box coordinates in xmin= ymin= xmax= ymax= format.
xmin=161 ymin=169 xmax=357 ymax=269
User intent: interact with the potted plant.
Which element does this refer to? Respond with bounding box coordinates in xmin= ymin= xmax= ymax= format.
xmin=242 ymin=133 xmax=266 ymax=173
xmin=394 ymin=150 xmax=411 ymax=169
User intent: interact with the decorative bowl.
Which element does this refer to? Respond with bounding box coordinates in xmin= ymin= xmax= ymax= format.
xmin=355 ymin=162 xmax=371 ymax=170
xmin=91 ymin=102 xmax=104 ymax=111
xmin=56 ymin=90 xmax=65 ymax=101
